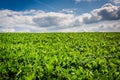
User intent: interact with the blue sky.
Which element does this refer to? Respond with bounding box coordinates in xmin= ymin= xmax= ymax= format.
xmin=0 ymin=0 xmax=110 ymax=13
xmin=0 ymin=0 xmax=120 ymax=32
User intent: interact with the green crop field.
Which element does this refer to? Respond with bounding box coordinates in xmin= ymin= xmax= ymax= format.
xmin=0 ymin=32 xmax=120 ymax=80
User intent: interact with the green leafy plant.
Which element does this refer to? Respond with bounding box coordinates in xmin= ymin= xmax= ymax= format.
xmin=0 ymin=32 xmax=120 ymax=80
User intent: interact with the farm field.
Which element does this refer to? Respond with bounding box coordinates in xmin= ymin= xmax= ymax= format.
xmin=0 ymin=32 xmax=120 ymax=80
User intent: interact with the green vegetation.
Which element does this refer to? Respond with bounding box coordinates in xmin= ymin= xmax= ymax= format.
xmin=0 ymin=32 xmax=120 ymax=80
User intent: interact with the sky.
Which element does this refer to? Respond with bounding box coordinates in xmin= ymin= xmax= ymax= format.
xmin=0 ymin=0 xmax=120 ymax=32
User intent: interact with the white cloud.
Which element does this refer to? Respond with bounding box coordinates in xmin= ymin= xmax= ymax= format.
xmin=59 ymin=9 xmax=76 ymax=14
xmin=112 ymin=0 xmax=120 ymax=4
xmin=74 ymin=0 xmax=93 ymax=3
xmin=1 ymin=27 xmax=15 ymax=32
xmin=33 ymin=12 xmax=75 ymax=27
xmin=85 ymin=20 xmax=120 ymax=32
xmin=91 ymin=3 xmax=120 ymax=20
xmin=0 ymin=3 xmax=120 ymax=32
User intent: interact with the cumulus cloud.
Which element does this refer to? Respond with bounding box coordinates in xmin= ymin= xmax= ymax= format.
xmin=1 ymin=28 xmax=15 ymax=32
xmin=86 ymin=20 xmax=120 ymax=32
xmin=78 ymin=3 xmax=120 ymax=24
xmin=0 ymin=10 xmax=76 ymax=32
xmin=112 ymin=0 xmax=120 ymax=4
xmin=33 ymin=12 xmax=75 ymax=27
xmin=0 ymin=9 xmax=35 ymax=28
xmin=0 ymin=3 xmax=120 ymax=32
xmin=92 ymin=3 xmax=120 ymax=20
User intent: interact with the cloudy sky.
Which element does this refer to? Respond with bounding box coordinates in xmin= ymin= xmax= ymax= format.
xmin=0 ymin=0 xmax=120 ymax=32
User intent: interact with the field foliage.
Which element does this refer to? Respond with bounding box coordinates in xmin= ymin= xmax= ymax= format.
xmin=0 ymin=33 xmax=120 ymax=80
